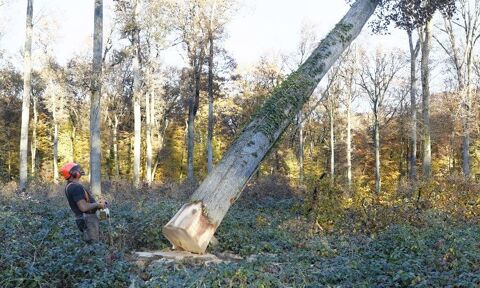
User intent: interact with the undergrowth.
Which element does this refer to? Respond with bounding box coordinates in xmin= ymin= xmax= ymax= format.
xmin=0 ymin=176 xmax=479 ymax=287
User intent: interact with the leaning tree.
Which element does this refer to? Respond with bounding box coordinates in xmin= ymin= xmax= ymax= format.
xmin=163 ymin=0 xmax=380 ymax=254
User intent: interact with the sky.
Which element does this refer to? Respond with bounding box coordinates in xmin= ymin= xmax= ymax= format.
xmin=0 ymin=0 xmax=408 ymax=69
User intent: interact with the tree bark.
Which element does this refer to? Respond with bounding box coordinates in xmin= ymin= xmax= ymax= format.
xmin=90 ymin=0 xmax=103 ymax=196
xmin=31 ymin=93 xmax=37 ymax=177
xmin=420 ymin=19 xmax=432 ymax=179
xmin=70 ymin=125 xmax=76 ymax=162
xmin=408 ymin=30 xmax=419 ymax=181
xmin=346 ymin=94 xmax=352 ymax=190
xmin=163 ymin=0 xmax=379 ymax=254
xmin=132 ymin=1 xmax=142 ymax=189
xmin=53 ymin=116 xmax=59 ymax=184
xmin=207 ymin=32 xmax=215 ymax=174
xmin=19 ymin=0 xmax=33 ymax=191
xmin=113 ymin=114 xmax=119 ymax=177
xmin=187 ymin=48 xmax=204 ymax=182
xmin=462 ymin=29 xmax=475 ymax=178
xmin=329 ymin=97 xmax=335 ymax=184
xmin=146 ymin=91 xmax=153 ymax=186
xmin=374 ymin=103 xmax=381 ymax=195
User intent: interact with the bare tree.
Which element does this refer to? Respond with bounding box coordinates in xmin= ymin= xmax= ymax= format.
xmin=407 ymin=30 xmax=420 ymax=180
xmin=42 ymin=61 xmax=67 ymax=183
xmin=204 ymin=0 xmax=237 ymax=174
xmin=338 ymin=45 xmax=359 ymax=190
xmin=19 ymin=0 xmax=33 ymax=191
xmin=358 ymin=49 xmax=404 ymax=195
xmin=420 ymin=17 xmax=433 ymax=179
xmin=435 ymin=0 xmax=480 ymax=177
xmin=370 ymin=0 xmax=456 ymax=180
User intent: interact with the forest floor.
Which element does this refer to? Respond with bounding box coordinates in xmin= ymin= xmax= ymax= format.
xmin=1 ymin=178 xmax=479 ymax=287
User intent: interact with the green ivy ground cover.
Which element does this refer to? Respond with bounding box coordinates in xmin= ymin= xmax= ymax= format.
xmin=1 ymin=195 xmax=479 ymax=287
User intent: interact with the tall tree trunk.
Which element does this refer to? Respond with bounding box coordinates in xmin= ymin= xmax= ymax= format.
xmin=298 ymin=112 xmax=304 ymax=185
xmin=31 ymin=94 xmax=37 ymax=177
xmin=53 ymin=117 xmax=58 ymax=184
xmin=420 ymin=19 xmax=432 ymax=179
xmin=207 ymin=32 xmax=214 ymax=174
xmin=187 ymin=51 xmax=203 ymax=182
xmin=374 ymin=106 xmax=381 ymax=195
xmin=346 ymin=95 xmax=352 ymax=190
xmin=113 ymin=114 xmax=119 ymax=177
xmin=462 ymin=45 xmax=473 ymax=177
xmin=70 ymin=125 xmax=76 ymax=162
xmin=329 ymin=101 xmax=335 ymax=184
xmin=163 ymin=0 xmax=379 ymax=254
xmin=90 ymin=0 xmax=103 ymax=196
xmin=152 ymin=118 xmax=168 ymax=179
xmin=19 ymin=0 xmax=33 ymax=191
xmin=187 ymin=99 xmax=196 ymax=181
xmin=132 ymin=3 xmax=142 ymax=188
xmin=408 ymin=30 xmax=419 ymax=181
xmin=146 ymin=91 xmax=153 ymax=186
xmin=8 ymin=151 xmax=12 ymax=179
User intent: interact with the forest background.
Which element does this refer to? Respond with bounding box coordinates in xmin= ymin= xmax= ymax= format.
xmin=0 ymin=0 xmax=479 ymax=287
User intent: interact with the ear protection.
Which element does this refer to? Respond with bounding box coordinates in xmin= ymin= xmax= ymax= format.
xmin=70 ymin=169 xmax=80 ymax=178
xmin=69 ymin=165 xmax=85 ymax=179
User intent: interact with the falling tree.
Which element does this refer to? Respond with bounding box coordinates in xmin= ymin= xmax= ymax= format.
xmin=163 ymin=0 xmax=380 ymax=254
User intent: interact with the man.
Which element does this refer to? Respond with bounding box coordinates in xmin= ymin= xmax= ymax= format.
xmin=60 ymin=162 xmax=106 ymax=244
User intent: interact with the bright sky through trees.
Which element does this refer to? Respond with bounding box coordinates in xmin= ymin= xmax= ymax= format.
xmin=0 ymin=0 xmax=405 ymax=68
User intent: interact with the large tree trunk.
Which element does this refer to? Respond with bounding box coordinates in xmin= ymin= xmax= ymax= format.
xmin=90 ymin=0 xmax=103 ymax=196
xmin=420 ymin=19 xmax=432 ymax=179
xmin=187 ymin=51 xmax=203 ymax=182
xmin=163 ymin=0 xmax=379 ymax=254
xmin=152 ymin=117 xmax=168 ymax=179
xmin=113 ymin=114 xmax=120 ymax=177
xmin=19 ymin=0 xmax=33 ymax=191
xmin=70 ymin=125 xmax=76 ymax=162
xmin=53 ymin=117 xmax=59 ymax=184
xmin=408 ymin=30 xmax=419 ymax=181
xmin=207 ymin=33 xmax=214 ymax=174
xmin=462 ymin=44 xmax=473 ymax=177
xmin=187 ymin=99 xmax=196 ymax=181
xmin=346 ymin=94 xmax=352 ymax=190
xmin=31 ymin=94 xmax=37 ymax=177
xmin=132 ymin=3 xmax=142 ymax=188
xmin=374 ymin=108 xmax=381 ymax=194
xmin=146 ymin=91 xmax=153 ymax=186
xmin=329 ymin=99 xmax=335 ymax=184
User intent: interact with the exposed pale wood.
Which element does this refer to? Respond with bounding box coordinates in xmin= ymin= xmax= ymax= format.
xmin=163 ymin=202 xmax=215 ymax=254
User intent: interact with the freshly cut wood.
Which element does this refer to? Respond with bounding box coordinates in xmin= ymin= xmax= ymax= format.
xmin=163 ymin=0 xmax=379 ymax=254
xmin=163 ymin=202 xmax=215 ymax=253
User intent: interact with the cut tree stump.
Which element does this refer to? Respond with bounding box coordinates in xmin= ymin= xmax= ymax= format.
xmin=162 ymin=0 xmax=380 ymax=254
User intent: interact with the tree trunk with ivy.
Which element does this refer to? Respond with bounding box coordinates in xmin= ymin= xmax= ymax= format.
xmin=163 ymin=0 xmax=379 ymax=254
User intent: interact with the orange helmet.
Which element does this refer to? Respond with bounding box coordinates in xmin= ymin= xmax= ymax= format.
xmin=60 ymin=162 xmax=85 ymax=180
